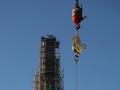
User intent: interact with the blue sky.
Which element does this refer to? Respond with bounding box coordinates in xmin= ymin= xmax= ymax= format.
xmin=0 ymin=0 xmax=120 ymax=90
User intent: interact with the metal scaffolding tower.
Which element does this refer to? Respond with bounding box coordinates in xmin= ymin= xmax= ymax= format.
xmin=33 ymin=35 xmax=64 ymax=90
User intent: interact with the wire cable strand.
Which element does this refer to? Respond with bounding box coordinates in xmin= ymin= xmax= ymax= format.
xmin=76 ymin=62 xmax=78 ymax=90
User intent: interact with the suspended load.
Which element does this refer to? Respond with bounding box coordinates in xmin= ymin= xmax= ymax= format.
xmin=72 ymin=2 xmax=86 ymax=29
xmin=71 ymin=0 xmax=87 ymax=90
xmin=72 ymin=31 xmax=86 ymax=55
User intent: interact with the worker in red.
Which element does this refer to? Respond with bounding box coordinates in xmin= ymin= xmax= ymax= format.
xmin=72 ymin=0 xmax=86 ymax=29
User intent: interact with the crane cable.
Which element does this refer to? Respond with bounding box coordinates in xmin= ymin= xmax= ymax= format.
xmin=75 ymin=50 xmax=79 ymax=90
xmin=75 ymin=57 xmax=78 ymax=90
xmin=74 ymin=0 xmax=79 ymax=90
xmin=72 ymin=0 xmax=86 ymax=90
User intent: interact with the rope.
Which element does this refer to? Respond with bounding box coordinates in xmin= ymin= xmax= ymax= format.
xmin=75 ymin=27 xmax=79 ymax=90
xmin=74 ymin=54 xmax=79 ymax=90
xmin=76 ymin=61 xmax=78 ymax=90
xmin=74 ymin=1 xmax=80 ymax=90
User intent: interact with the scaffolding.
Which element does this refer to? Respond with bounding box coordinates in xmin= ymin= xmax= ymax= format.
xmin=33 ymin=35 xmax=64 ymax=90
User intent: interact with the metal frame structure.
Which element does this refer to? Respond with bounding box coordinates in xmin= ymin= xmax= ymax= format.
xmin=33 ymin=35 xmax=64 ymax=90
